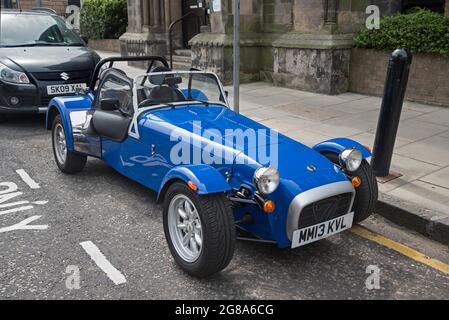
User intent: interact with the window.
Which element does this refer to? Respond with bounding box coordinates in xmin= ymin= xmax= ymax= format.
xmin=0 ymin=14 xmax=84 ymax=47
xmin=99 ymin=73 xmax=133 ymax=116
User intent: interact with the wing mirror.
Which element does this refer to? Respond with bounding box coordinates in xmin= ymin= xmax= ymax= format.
xmin=100 ymin=98 xmax=120 ymax=111
xmin=81 ymin=36 xmax=89 ymax=45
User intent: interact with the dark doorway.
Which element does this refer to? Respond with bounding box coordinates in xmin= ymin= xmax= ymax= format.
xmin=402 ymin=0 xmax=446 ymax=13
xmin=181 ymin=0 xmax=204 ymax=48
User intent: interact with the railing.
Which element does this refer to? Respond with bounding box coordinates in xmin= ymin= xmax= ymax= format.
xmin=126 ymin=40 xmax=146 ymax=57
xmin=168 ymin=11 xmax=195 ymax=69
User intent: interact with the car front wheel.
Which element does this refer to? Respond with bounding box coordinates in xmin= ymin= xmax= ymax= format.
xmin=322 ymin=152 xmax=378 ymax=224
xmin=52 ymin=115 xmax=87 ymax=174
xmin=163 ymin=182 xmax=235 ymax=277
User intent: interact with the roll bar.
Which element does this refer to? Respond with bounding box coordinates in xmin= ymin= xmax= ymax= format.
xmin=89 ymin=56 xmax=169 ymax=91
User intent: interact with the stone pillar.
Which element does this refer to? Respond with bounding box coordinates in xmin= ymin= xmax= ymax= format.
xmin=120 ymin=0 xmax=169 ymax=67
xmin=292 ymin=0 xmax=325 ymax=33
xmin=142 ymin=0 xmax=150 ymax=29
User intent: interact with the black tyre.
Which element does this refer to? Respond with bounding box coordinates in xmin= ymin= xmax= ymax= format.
xmin=163 ymin=182 xmax=235 ymax=277
xmin=322 ymin=152 xmax=378 ymax=224
xmin=52 ymin=115 xmax=87 ymax=174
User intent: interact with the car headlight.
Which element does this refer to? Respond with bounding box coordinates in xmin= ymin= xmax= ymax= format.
xmin=253 ymin=167 xmax=280 ymax=195
xmin=339 ymin=148 xmax=362 ymax=172
xmin=0 ymin=62 xmax=30 ymax=84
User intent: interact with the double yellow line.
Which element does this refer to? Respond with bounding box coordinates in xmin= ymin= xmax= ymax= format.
xmin=351 ymin=226 xmax=449 ymax=275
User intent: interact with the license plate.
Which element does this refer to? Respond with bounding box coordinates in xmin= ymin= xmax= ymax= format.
xmin=291 ymin=212 xmax=354 ymax=248
xmin=46 ymin=83 xmax=86 ymax=95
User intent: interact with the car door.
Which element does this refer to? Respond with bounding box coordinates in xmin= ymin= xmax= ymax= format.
xmin=90 ymin=70 xmax=134 ymax=166
xmin=92 ymin=69 xmax=133 ymax=142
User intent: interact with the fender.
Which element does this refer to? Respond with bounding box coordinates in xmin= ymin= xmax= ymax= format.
xmin=158 ymin=165 xmax=232 ymax=201
xmin=45 ymin=94 xmax=94 ymax=152
xmin=312 ymin=138 xmax=372 ymax=159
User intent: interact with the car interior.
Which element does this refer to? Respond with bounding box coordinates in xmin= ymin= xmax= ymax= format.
xmin=90 ymin=65 xmax=189 ymax=142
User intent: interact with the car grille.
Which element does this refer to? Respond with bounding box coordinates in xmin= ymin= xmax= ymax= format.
xmin=297 ymin=193 xmax=353 ymax=229
xmin=40 ymin=96 xmax=52 ymax=107
xmin=32 ymin=70 xmax=92 ymax=81
xmin=20 ymin=96 xmax=36 ymax=106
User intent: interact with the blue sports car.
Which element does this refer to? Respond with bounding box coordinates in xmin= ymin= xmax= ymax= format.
xmin=46 ymin=57 xmax=378 ymax=277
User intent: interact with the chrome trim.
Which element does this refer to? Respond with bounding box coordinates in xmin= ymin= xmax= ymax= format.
xmin=286 ymin=181 xmax=356 ymax=240
xmin=69 ymin=110 xmax=101 ymax=157
xmin=38 ymin=107 xmax=48 ymax=113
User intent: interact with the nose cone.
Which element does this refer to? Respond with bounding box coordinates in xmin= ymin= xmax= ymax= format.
xmin=270 ymin=139 xmax=349 ymax=195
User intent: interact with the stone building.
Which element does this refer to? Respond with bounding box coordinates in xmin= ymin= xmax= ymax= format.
xmin=113 ymin=0 xmax=449 ymax=94
xmin=0 ymin=0 xmax=77 ymax=15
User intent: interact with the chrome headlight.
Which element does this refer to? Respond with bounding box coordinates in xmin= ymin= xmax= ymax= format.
xmin=253 ymin=167 xmax=280 ymax=195
xmin=339 ymin=148 xmax=362 ymax=172
xmin=0 ymin=62 xmax=30 ymax=84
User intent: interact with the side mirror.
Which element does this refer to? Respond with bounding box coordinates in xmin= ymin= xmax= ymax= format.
xmin=81 ymin=36 xmax=89 ymax=45
xmin=225 ymin=91 xmax=229 ymax=98
xmin=100 ymin=98 xmax=120 ymax=111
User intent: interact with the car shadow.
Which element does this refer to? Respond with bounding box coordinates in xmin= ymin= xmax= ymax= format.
xmin=0 ymin=114 xmax=47 ymax=134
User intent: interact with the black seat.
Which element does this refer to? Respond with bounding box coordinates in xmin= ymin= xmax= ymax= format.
xmin=147 ymin=85 xmax=181 ymax=104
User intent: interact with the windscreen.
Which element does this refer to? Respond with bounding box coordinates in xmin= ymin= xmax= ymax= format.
xmin=0 ymin=14 xmax=83 ymax=47
xmin=135 ymin=72 xmax=227 ymax=108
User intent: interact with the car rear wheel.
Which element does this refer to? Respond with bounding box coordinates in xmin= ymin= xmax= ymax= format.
xmin=163 ymin=182 xmax=235 ymax=277
xmin=52 ymin=115 xmax=87 ymax=174
xmin=321 ymin=152 xmax=378 ymax=224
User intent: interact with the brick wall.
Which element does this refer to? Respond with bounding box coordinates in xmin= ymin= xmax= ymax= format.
xmin=18 ymin=0 xmax=69 ymax=16
xmin=350 ymin=48 xmax=449 ymax=107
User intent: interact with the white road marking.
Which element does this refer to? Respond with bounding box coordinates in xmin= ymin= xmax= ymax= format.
xmin=0 ymin=200 xmax=29 ymax=209
xmin=0 ymin=215 xmax=48 ymax=233
xmin=0 ymin=182 xmax=18 ymax=194
xmin=15 ymin=169 xmax=40 ymax=189
xmin=33 ymin=201 xmax=48 ymax=205
xmin=80 ymin=241 xmax=127 ymax=285
xmin=0 ymin=205 xmax=34 ymax=216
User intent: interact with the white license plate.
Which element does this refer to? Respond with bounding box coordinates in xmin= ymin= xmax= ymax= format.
xmin=46 ymin=83 xmax=86 ymax=95
xmin=291 ymin=212 xmax=354 ymax=248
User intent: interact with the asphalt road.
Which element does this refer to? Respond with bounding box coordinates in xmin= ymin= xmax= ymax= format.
xmin=1 ymin=115 xmax=448 ymax=300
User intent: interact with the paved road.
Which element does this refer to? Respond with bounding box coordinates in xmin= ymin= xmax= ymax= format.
xmin=1 ymin=115 xmax=448 ymax=300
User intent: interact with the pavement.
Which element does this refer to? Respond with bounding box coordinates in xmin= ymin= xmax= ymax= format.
xmin=1 ymin=115 xmax=449 ymax=299
xmin=98 ymin=50 xmax=449 ymax=245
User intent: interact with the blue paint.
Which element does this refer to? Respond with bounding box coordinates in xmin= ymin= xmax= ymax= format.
xmin=312 ymin=138 xmax=372 ymax=159
xmin=47 ymin=96 xmax=365 ymax=248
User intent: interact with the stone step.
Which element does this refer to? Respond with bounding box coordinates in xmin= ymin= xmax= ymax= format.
xmin=173 ymin=49 xmax=192 ymax=57
xmin=171 ymin=61 xmax=193 ymax=70
xmin=166 ymin=54 xmax=192 ymax=64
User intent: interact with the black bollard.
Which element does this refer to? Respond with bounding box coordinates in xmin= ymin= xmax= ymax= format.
xmin=372 ymin=48 xmax=412 ymax=177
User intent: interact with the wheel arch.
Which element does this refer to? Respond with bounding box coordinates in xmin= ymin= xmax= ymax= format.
xmin=313 ymin=138 xmax=372 ymax=159
xmin=157 ymin=165 xmax=232 ymax=203
xmin=46 ymin=104 xmax=61 ymax=130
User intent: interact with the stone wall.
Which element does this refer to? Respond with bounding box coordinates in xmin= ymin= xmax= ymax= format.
xmin=350 ymin=48 xmax=449 ymax=107
xmin=88 ymin=39 xmax=121 ymax=53
xmin=273 ymin=47 xmax=350 ymax=94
